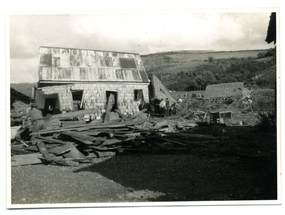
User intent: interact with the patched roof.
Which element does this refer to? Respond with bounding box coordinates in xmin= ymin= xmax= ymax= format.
xmin=38 ymin=46 xmax=149 ymax=83
xmin=205 ymin=82 xmax=244 ymax=100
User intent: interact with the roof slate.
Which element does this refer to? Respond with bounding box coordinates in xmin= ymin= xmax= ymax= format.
xmin=38 ymin=47 xmax=149 ymax=83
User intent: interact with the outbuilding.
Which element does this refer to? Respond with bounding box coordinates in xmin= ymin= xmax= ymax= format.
xmin=204 ymin=82 xmax=249 ymax=101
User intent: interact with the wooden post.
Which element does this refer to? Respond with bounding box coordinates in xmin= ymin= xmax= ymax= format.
xmin=31 ymin=86 xmax=35 ymax=100
xmin=104 ymin=93 xmax=115 ymax=122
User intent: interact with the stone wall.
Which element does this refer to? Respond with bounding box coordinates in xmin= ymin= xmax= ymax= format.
xmin=36 ymin=83 xmax=149 ymax=115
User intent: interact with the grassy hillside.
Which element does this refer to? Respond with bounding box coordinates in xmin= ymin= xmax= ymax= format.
xmin=10 ymin=82 xmax=37 ymax=98
xmin=142 ymin=49 xmax=267 ymax=73
xmin=141 ymin=48 xmax=276 ymax=91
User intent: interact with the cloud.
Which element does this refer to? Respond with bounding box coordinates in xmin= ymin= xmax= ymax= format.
xmin=9 ymin=11 xmax=275 ymax=83
xmin=10 ymin=57 xmax=38 ymax=83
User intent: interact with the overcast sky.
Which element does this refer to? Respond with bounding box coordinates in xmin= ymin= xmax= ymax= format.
xmin=9 ymin=10 xmax=275 ymax=83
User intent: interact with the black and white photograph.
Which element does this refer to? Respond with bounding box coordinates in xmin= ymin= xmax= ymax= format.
xmin=5 ymin=5 xmax=281 ymax=211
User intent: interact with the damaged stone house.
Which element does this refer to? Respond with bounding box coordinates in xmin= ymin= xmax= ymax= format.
xmin=204 ymin=82 xmax=251 ymax=124
xmin=34 ymin=46 xmax=150 ymax=117
xmin=204 ymin=82 xmax=251 ymax=102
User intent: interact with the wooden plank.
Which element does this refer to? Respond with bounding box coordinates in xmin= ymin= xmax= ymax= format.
xmin=81 ymin=130 xmax=114 ymax=137
xmin=158 ymin=138 xmax=187 ymax=147
xmin=36 ymin=136 xmax=69 ymax=145
xmin=11 ymin=153 xmax=43 ymax=166
xmin=80 ymin=130 xmax=103 ymax=136
xmin=62 ymin=121 xmax=86 ymax=127
xmin=61 ymin=131 xmax=97 ymax=144
xmin=124 ymin=132 xmax=142 ymax=137
xmin=36 ymin=141 xmax=82 ymax=166
xmin=36 ymin=140 xmax=55 ymax=162
xmin=93 ymin=151 xmax=116 ymax=158
xmin=52 ymin=108 xmax=98 ymax=120
xmin=89 ymin=145 xmax=122 ymax=151
xmin=104 ymin=93 xmax=115 ymax=122
xmin=115 ymin=109 xmax=131 ymax=122
xmin=176 ymin=122 xmax=184 ymax=129
xmin=25 ymin=142 xmax=62 ymax=152
xmin=82 ymin=128 xmax=133 ymax=136
xmin=181 ymin=122 xmax=198 ymax=127
xmin=61 ymin=143 xmax=86 ymax=159
xmin=11 ymin=145 xmax=35 ymax=155
xmin=152 ymin=120 xmax=169 ymax=130
xmin=101 ymin=138 xmax=122 ymax=146
xmin=69 ymin=136 xmax=93 ymax=145
xmin=32 ymin=120 xmax=145 ymax=135
xmin=131 ymin=109 xmax=148 ymax=119
xmin=56 ymin=132 xmax=104 ymax=146
xmin=165 ymin=133 xmax=218 ymax=140
xmin=160 ymin=137 xmax=219 ymax=146
xmin=48 ymin=144 xmax=72 ymax=156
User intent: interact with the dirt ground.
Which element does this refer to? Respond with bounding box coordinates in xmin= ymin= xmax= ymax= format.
xmin=10 ymin=126 xmax=277 ymax=205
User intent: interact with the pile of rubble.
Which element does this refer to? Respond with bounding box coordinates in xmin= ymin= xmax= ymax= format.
xmin=11 ymin=108 xmax=226 ymax=167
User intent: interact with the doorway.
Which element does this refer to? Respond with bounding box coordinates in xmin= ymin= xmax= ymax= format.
xmin=71 ymin=90 xmax=83 ymax=111
xmin=106 ymin=91 xmax=118 ymax=111
xmin=44 ymin=97 xmax=57 ymax=116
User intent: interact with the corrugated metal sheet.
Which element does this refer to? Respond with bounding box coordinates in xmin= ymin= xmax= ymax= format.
xmin=38 ymin=47 xmax=149 ymax=83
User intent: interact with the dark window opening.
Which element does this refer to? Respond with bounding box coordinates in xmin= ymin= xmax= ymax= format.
xmin=72 ymin=90 xmax=83 ymax=111
xmin=134 ymin=89 xmax=144 ymax=102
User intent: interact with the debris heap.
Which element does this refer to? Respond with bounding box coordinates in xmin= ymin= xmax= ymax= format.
xmin=11 ymin=108 xmax=226 ymax=167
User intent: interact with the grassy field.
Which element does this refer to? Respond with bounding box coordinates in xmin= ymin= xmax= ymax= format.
xmin=141 ymin=49 xmax=276 ymax=92
xmin=141 ymin=49 xmax=266 ymax=74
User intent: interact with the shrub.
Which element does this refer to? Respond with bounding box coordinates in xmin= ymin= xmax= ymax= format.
xmin=208 ymin=56 xmax=214 ymax=63
xmin=257 ymin=52 xmax=266 ymax=58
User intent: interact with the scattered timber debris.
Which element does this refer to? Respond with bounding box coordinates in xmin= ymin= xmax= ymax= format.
xmin=11 ymin=107 xmax=235 ymax=166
